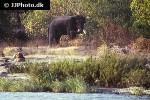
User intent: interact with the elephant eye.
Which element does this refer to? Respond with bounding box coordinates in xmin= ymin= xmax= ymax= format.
xmin=80 ymin=20 xmax=85 ymax=24
xmin=76 ymin=19 xmax=85 ymax=25
xmin=77 ymin=19 xmax=81 ymax=23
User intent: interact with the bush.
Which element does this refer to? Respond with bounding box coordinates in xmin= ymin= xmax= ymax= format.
xmin=7 ymin=64 xmax=28 ymax=74
xmin=64 ymin=76 xmax=87 ymax=93
xmin=9 ymin=51 xmax=150 ymax=92
xmin=17 ymin=58 xmax=100 ymax=92
xmin=50 ymin=76 xmax=87 ymax=93
xmin=50 ymin=80 xmax=64 ymax=92
xmin=99 ymin=51 xmax=122 ymax=87
xmin=132 ymin=21 xmax=150 ymax=38
xmin=0 ymin=78 xmax=41 ymax=92
xmin=122 ymin=69 xmax=150 ymax=87
xmin=3 ymin=47 xmax=16 ymax=56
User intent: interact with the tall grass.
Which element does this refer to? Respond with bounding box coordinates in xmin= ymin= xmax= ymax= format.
xmin=6 ymin=51 xmax=150 ymax=92
xmin=64 ymin=76 xmax=87 ymax=93
xmin=50 ymin=76 xmax=87 ymax=93
xmin=0 ymin=78 xmax=41 ymax=92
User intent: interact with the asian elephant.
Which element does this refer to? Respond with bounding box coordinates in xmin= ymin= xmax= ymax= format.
xmin=48 ymin=15 xmax=86 ymax=46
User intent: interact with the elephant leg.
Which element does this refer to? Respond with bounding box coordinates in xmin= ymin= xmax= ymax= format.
xmin=69 ymin=32 xmax=76 ymax=40
xmin=49 ymin=36 xmax=54 ymax=47
xmin=67 ymin=28 xmax=76 ymax=40
xmin=55 ymin=35 xmax=61 ymax=44
xmin=49 ymin=25 xmax=56 ymax=46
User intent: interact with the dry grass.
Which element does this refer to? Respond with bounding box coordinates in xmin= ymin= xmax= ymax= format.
xmin=25 ymin=39 xmax=48 ymax=47
xmin=131 ymin=37 xmax=150 ymax=52
xmin=101 ymin=23 xmax=133 ymax=47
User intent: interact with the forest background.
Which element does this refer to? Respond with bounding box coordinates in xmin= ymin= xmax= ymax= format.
xmin=0 ymin=0 xmax=149 ymax=50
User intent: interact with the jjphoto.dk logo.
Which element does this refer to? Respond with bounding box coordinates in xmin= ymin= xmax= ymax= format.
xmin=4 ymin=3 xmax=9 ymax=8
xmin=1 ymin=0 xmax=50 ymax=10
xmin=4 ymin=2 xmax=44 ymax=8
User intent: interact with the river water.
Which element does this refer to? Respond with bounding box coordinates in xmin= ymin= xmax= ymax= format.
xmin=0 ymin=92 xmax=149 ymax=100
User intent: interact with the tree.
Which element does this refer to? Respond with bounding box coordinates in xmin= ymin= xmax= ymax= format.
xmin=0 ymin=11 xmax=14 ymax=41
xmin=21 ymin=10 xmax=51 ymax=39
xmin=0 ymin=10 xmax=29 ymax=43
xmin=130 ymin=0 xmax=150 ymax=38
xmin=88 ymin=0 xmax=132 ymax=26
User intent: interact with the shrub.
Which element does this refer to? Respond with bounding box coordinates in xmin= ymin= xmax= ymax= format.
xmin=50 ymin=80 xmax=64 ymax=92
xmin=7 ymin=64 xmax=28 ymax=74
xmin=122 ymin=69 xmax=150 ymax=87
xmin=0 ymin=78 xmax=40 ymax=92
xmin=64 ymin=76 xmax=87 ymax=93
xmin=99 ymin=51 xmax=121 ymax=87
xmin=50 ymin=76 xmax=87 ymax=93
xmin=3 ymin=47 xmax=16 ymax=56
xmin=12 ymin=51 xmax=149 ymax=92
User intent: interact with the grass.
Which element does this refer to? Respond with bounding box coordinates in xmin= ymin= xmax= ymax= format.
xmin=2 ymin=50 xmax=150 ymax=93
xmin=63 ymin=76 xmax=87 ymax=93
xmin=2 ymin=47 xmax=17 ymax=56
xmin=50 ymin=76 xmax=87 ymax=93
xmin=0 ymin=78 xmax=41 ymax=92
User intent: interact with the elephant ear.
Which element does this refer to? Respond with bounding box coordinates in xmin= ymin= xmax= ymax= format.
xmin=74 ymin=15 xmax=86 ymax=23
xmin=71 ymin=16 xmax=78 ymax=23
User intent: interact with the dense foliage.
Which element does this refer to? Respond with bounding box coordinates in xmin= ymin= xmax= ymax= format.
xmin=6 ymin=52 xmax=150 ymax=92
xmin=0 ymin=0 xmax=149 ymax=45
xmin=130 ymin=0 xmax=150 ymax=38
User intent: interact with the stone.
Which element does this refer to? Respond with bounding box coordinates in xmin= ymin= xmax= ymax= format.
xmin=0 ymin=72 xmax=8 ymax=77
xmin=13 ymin=52 xmax=25 ymax=62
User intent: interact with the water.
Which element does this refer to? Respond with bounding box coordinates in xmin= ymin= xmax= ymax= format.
xmin=0 ymin=92 xmax=149 ymax=100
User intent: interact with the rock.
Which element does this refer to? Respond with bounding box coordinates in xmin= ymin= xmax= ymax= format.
xmin=87 ymin=87 xmax=119 ymax=93
xmin=1 ymin=62 xmax=11 ymax=67
xmin=13 ymin=52 xmax=25 ymax=62
xmin=114 ymin=87 xmax=150 ymax=95
xmin=0 ymin=72 xmax=8 ymax=77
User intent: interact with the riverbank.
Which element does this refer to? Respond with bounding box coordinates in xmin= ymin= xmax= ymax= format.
xmin=0 ymin=77 xmax=150 ymax=96
xmin=88 ymin=87 xmax=150 ymax=95
xmin=0 ymin=46 xmax=150 ymax=95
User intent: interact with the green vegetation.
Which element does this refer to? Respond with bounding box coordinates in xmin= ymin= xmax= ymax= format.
xmin=0 ymin=0 xmax=150 ymax=95
xmin=0 ymin=0 xmax=149 ymax=46
xmin=50 ymin=76 xmax=87 ymax=93
xmin=0 ymin=78 xmax=40 ymax=92
xmin=4 ymin=51 xmax=149 ymax=93
xmin=130 ymin=0 xmax=150 ymax=38
xmin=3 ymin=47 xmax=17 ymax=56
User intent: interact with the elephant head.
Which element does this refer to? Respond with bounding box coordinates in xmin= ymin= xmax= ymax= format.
xmin=72 ymin=15 xmax=86 ymax=34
